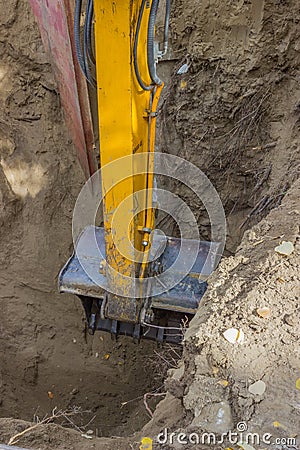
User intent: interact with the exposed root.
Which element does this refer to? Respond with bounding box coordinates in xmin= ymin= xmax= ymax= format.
xmin=143 ymin=392 xmax=167 ymax=418
xmin=7 ymin=407 xmax=89 ymax=446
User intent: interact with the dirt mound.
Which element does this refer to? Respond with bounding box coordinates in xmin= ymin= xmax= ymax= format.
xmin=162 ymin=180 xmax=300 ymax=447
xmin=0 ymin=418 xmax=123 ymax=450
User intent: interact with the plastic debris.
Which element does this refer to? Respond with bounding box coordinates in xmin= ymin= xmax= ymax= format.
xmin=223 ymin=328 xmax=244 ymax=344
xmin=248 ymin=380 xmax=266 ymax=395
xmin=275 ymin=241 xmax=294 ymax=256
xmin=212 ymin=367 xmax=219 ymax=375
xmin=47 ymin=391 xmax=54 ymax=399
xmin=273 ymin=421 xmax=287 ymax=429
xmin=104 ymin=353 xmax=110 ymax=360
xmin=177 ymin=63 xmax=190 ymax=74
xmin=257 ymin=307 xmax=271 ymax=318
xmin=81 ymin=433 xmax=93 ymax=439
xmin=140 ymin=437 xmax=153 ymax=449
xmin=296 ymin=378 xmax=300 ymax=390
xmin=217 ymin=379 xmax=229 ymax=387
xmin=238 ymin=443 xmax=256 ymax=450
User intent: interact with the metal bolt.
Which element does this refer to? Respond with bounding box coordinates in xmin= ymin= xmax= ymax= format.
xmin=145 ymin=311 xmax=154 ymax=322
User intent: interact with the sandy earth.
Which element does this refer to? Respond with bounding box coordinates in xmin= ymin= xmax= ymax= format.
xmin=159 ymin=0 xmax=300 ymax=254
xmin=164 ymin=180 xmax=300 ymax=449
xmin=0 ymin=0 xmax=167 ymax=441
xmin=0 ymin=0 xmax=299 ymax=449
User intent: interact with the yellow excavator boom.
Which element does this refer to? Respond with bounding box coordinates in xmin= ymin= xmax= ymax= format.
xmin=94 ymin=0 xmax=163 ymax=322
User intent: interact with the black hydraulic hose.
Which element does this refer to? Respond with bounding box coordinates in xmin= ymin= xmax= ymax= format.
xmin=74 ymin=0 xmax=95 ymax=86
xmin=83 ymin=39 xmax=96 ymax=87
xmin=74 ymin=0 xmax=87 ymax=77
xmin=85 ymin=0 xmax=96 ymax=66
xmin=133 ymin=0 xmax=153 ymax=91
xmin=147 ymin=0 xmax=162 ymax=86
xmin=83 ymin=0 xmax=96 ymax=86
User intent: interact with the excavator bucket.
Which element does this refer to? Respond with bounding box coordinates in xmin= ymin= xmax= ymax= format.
xmin=59 ymin=226 xmax=221 ymax=344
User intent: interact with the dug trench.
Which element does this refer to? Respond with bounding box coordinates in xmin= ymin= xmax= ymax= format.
xmin=0 ymin=0 xmax=178 ymax=440
xmin=0 ymin=0 xmax=299 ymax=449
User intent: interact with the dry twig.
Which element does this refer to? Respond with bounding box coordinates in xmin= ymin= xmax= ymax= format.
xmin=143 ymin=392 xmax=167 ymax=418
xmin=8 ymin=407 xmax=85 ymax=446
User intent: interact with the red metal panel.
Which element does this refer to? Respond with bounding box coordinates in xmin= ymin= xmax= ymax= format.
xmin=29 ymin=0 xmax=96 ymax=179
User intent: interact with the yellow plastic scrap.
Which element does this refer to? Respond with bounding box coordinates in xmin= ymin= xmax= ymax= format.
xmin=104 ymin=353 xmax=110 ymax=360
xmin=217 ymin=379 xmax=229 ymax=387
xmin=273 ymin=421 xmax=287 ymax=430
xmin=140 ymin=437 xmax=153 ymax=449
xmin=295 ymin=378 xmax=300 ymax=390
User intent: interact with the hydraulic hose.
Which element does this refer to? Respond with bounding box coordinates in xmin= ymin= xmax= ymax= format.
xmin=83 ymin=0 xmax=96 ymax=87
xmin=74 ymin=0 xmax=96 ymax=86
xmin=85 ymin=0 xmax=96 ymax=66
xmin=147 ymin=0 xmax=163 ymax=86
xmin=74 ymin=0 xmax=87 ymax=77
xmin=133 ymin=0 xmax=153 ymax=91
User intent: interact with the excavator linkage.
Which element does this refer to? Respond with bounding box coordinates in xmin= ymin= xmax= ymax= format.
xmin=59 ymin=226 xmax=221 ymax=344
xmin=30 ymin=0 xmax=223 ymax=344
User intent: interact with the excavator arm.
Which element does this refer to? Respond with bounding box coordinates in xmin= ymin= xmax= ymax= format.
xmin=93 ymin=0 xmax=163 ymax=322
xmin=30 ymin=0 xmax=221 ymax=344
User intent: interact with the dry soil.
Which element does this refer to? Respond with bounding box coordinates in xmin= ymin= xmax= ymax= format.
xmin=0 ymin=0 xmax=299 ymax=449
